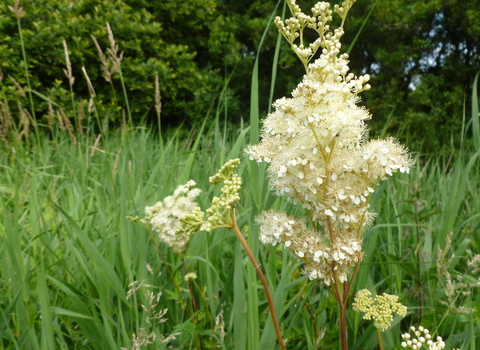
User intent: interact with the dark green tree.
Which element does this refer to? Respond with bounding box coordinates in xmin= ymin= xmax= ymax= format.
xmin=345 ymin=0 xmax=480 ymax=152
xmin=1 ymin=0 xmax=478 ymax=153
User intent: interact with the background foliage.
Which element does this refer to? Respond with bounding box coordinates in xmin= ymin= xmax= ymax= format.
xmin=1 ymin=0 xmax=478 ymax=152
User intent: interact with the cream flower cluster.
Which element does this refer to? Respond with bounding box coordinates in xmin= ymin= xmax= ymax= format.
xmin=257 ymin=211 xmax=363 ymax=284
xmin=352 ymin=289 xmax=407 ymax=332
xmin=142 ymin=180 xmax=201 ymax=255
xmin=142 ymin=160 xmax=243 ymax=253
xmin=246 ymin=0 xmax=412 ymax=283
xmin=400 ymin=326 xmax=449 ymax=350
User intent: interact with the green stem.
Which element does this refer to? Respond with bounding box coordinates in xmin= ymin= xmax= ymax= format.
xmin=415 ymin=204 xmax=423 ymax=321
xmin=147 ymin=227 xmax=189 ymax=314
xmin=182 ymin=259 xmax=204 ymax=350
xmin=117 ymin=69 xmax=132 ymax=127
xmin=68 ymin=84 xmax=78 ymax=133
xmin=377 ymin=328 xmax=384 ymax=350
xmin=303 ymin=300 xmax=319 ymax=340
xmin=182 ymin=259 xmax=198 ymax=314
xmin=16 ymin=17 xmax=34 ymax=119
xmin=16 ymin=14 xmax=41 ymax=148
xmin=346 ymin=263 xmax=361 ymax=298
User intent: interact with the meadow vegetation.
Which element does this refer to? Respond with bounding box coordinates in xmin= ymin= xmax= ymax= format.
xmin=1 ymin=0 xmax=480 ymax=349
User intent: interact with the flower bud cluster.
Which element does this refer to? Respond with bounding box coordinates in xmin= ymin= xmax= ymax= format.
xmin=401 ymin=326 xmax=447 ymax=350
xmin=257 ymin=211 xmax=363 ymax=285
xmin=352 ymin=289 xmax=407 ymax=332
xmin=142 ymin=180 xmax=201 ymax=255
xmin=208 ymin=158 xmax=242 ymax=208
xmin=178 ymin=206 xmax=207 ymax=235
xmin=333 ymin=0 xmax=355 ymax=21
xmin=184 ymin=272 xmax=197 ymax=281
xmin=204 ymin=159 xmax=242 ymax=229
xmin=275 ymin=0 xmax=356 ymax=70
xmin=141 ymin=160 xmax=243 ymax=254
xmin=177 ymin=159 xmax=242 ymax=236
xmin=246 ymin=0 xmax=412 ymax=285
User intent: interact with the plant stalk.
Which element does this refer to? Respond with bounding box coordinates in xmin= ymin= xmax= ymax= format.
xmin=339 ymin=299 xmax=348 ymax=350
xmin=16 ymin=12 xmax=41 ymax=149
xmin=377 ymin=329 xmax=384 ymax=350
xmin=182 ymin=259 xmax=204 ymax=350
xmin=147 ymin=227 xmax=189 ymax=313
xmin=231 ymin=210 xmax=286 ymax=350
xmin=333 ymin=272 xmax=348 ymax=350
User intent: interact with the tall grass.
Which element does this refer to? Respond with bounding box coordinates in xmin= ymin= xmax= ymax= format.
xmin=1 ymin=100 xmax=479 ymax=350
xmin=1 ymin=2 xmax=479 ymax=350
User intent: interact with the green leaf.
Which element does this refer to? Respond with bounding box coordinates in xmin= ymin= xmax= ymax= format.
xmin=51 ymin=307 xmax=94 ymax=320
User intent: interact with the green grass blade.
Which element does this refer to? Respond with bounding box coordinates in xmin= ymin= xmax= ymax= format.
xmin=471 ymin=71 xmax=480 ymax=150
xmin=346 ymin=0 xmax=377 ymax=55
xmin=179 ymin=118 xmax=208 ymax=184
xmin=233 ymin=240 xmax=248 ymax=350
xmin=36 ymin=268 xmax=55 ymax=349
xmin=259 ymin=253 xmax=296 ymax=348
xmin=55 ymin=204 xmax=126 ymax=302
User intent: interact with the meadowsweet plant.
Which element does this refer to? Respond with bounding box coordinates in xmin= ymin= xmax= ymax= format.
xmin=139 ymin=159 xmax=286 ymax=349
xmin=177 ymin=158 xmax=286 ymax=349
xmin=246 ymin=0 xmax=412 ymax=348
xmin=133 ymin=180 xmax=208 ymax=347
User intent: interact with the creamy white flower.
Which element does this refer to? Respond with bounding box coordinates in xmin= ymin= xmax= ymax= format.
xmin=143 ymin=180 xmax=201 ymax=255
xmin=257 ymin=211 xmax=363 ymax=284
xmin=246 ymin=0 xmax=413 ymax=287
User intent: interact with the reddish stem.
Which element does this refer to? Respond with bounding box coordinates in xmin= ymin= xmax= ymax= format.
xmin=231 ymin=210 xmax=287 ymax=350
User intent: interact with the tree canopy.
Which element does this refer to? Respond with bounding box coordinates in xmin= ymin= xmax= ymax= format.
xmin=0 ymin=0 xmax=478 ymax=152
